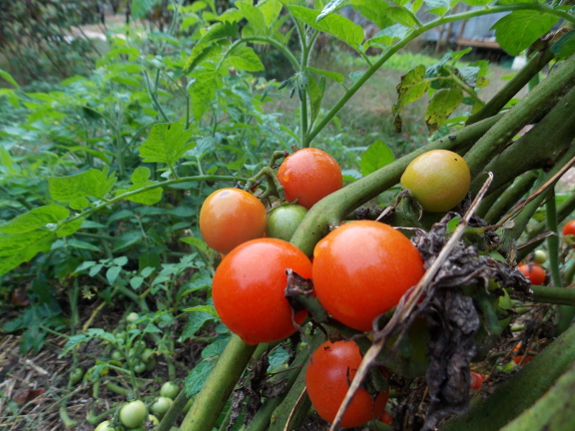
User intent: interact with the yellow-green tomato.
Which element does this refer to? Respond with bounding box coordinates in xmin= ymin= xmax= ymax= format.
xmin=151 ymin=396 xmax=173 ymax=417
xmin=160 ymin=381 xmax=180 ymax=400
xmin=94 ymin=421 xmax=115 ymax=431
xmin=533 ymin=249 xmax=548 ymax=265
xmin=401 ymin=149 xmax=471 ymax=212
xmin=149 ymin=415 xmax=160 ymax=425
xmin=119 ymin=400 xmax=147 ymax=429
xmin=126 ymin=312 xmax=139 ymax=324
xmin=266 ymin=204 xmax=308 ymax=241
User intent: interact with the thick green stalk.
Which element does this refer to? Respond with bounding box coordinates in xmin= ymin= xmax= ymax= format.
xmin=546 ymin=191 xmax=563 ymax=288
xmin=441 ymin=321 xmax=575 ymax=431
xmin=470 ymin=84 xmax=575 ymax=196
xmin=291 ymin=114 xmax=503 ymax=255
xmin=466 ymin=53 xmax=575 ymax=181
xmin=484 ymin=171 xmax=538 ymax=224
xmin=467 ymin=48 xmax=554 ymax=125
xmin=475 ymin=182 xmax=504 ymax=219
xmin=530 ymin=285 xmax=575 ymax=306
xmin=499 ymin=362 xmax=575 ymax=431
xmin=180 ymin=336 xmax=257 ymax=431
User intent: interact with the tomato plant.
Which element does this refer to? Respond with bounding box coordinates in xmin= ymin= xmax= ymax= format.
xmin=518 ymin=263 xmax=546 ymax=285
xmin=266 ymin=204 xmax=308 ymax=241
xmin=400 ymin=149 xmax=471 ymax=212
xmin=563 ymin=220 xmax=575 ymax=246
xmin=312 ymin=220 xmax=425 ymax=331
xmin=277 ymin=148 xmax=342 ymax=209
xmin=306 ymin=340 xmax=389 ymax=428
xmin=119 ymin=400 xmax=147 ymax=429
xmin=212 ymin=238 xmax=312 ymax=345
xmin=199 ymin=188 xmax=267 ymax=254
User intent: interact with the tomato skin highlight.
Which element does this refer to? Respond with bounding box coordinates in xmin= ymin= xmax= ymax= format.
xmin=277 ymin=148 xmax=342 ymax=210
xmin=306 ymin=340 xmax=389 ymax=428
xmin=517 ymin=263 xmax=546 ymax=285
xmin=199 ymin=188 xmax=267 ymax=254
xmin=401 ymin=149 xmax=471 ymax=212
xmin=312 ymin=221 xmax=425 ymax=332
xmin=212 ymin=238 xmax=312 ymax=345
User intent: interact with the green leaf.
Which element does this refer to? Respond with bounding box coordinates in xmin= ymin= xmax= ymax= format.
xmin=424 ymin=0 xmax=450 ymax=15
xmin=307 ymin=75 xmax=326 ymax=126
xmin=60 ymin=334 xmax=88 ymax=356
xmin=491 ymin=11 xmax=559 ymax=56
xmin=0 ymin=69 xmax=19 ymax=88
xmin=66 ymin=238 xmax=101 ymax=252
xmin=106 ymin=266 xmax=122 ymax=285
xmin=425 ymin=87 xmax=463 ymax=133
xmin=56 ymin=218 xmax=83 ymax=238
xmin=360 ymin=140 xmax=395 ymax=175
xmin=258 ymin=0 xmax=283 ymax=27
xmin=202 ymin=336 xmax=230 ymax=357
xmin=139 ymin=123 xmax=195 ymax=167
xmin=189 ymin=64 xmax=224 ymax=121
xmin=0 ymin=205 xmax=69 ymax=234
xmin=395 ymin=65 xmax=429 ymax=110
xmin=119 ymin=167 xmax=163 ymax=205
xmin=183 ymin=41 xmax=226 ymax=75
xmin=348 ymin=0 xmax=392 ymax=30
xmin=0 ymin=230 xmax=56 ymax=277
xmin=228 ymin=45 xmax=265 ymax=71
xmin=49 ymin=167 xmax=117 ymax=204
xmin=179 ymin=311 xmax=217 ymax=342
xmin=317 ymin=0 xmax=345 ymax=22
xmin=387 ymin=7 xmax=416 ymax=28
xmin=461 ymin=0 xmax=490 ymax=5
xmin=131 ymin=0 xmax=158 ymax=19
xmin=288 ymin=6 xmax=364 ymax=49
xmin=551 ymin=30 xmax=575 ymax=58
xmin=237 ymin=1 xmax=268 ymax=33
xmin=305 ymin=66 xmax=344 ymax=84
xmin=366 ymin=24 xmax=409 ymax=48
xmin=185 ymin=360 xmax=215 ymax=396
xmin=113 ymin=231 xmax=143 ymax=252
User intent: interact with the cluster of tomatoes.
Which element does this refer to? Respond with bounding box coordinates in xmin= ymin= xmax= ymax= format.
xmin=198 ymin=147 xmax=475 ymax=427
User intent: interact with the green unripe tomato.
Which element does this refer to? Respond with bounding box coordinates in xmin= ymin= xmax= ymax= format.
xmin=70 ymin=368 xmax=84 ymax=385
xmin=160 ymin=381 xmax=180 ymax=400
xmin=141 ymin=348 xmax=155 ymax=363
xmin=266 ymin=204 xmax=308 ymax=241
xmin=149 ymin=414 xmax=160 ymax=425
xmin=119 ymin=400 xmax=147 ymax=428
xmin=145 ymin=357 xmax=157 ymax=371
xmin=401 ymin=149 xmax=471 ymax=213
xmin=533 ymin=249 xmax=548 ymax=265
xmin=126 ymin=312 xmax=140 ymax=324
xmin=151 ymin=396 xmax=173 ymax=417
xmin=134 ymin=362 xmax=146 ymax=374
xmin=111 ymin=350 xmax=124 ymax=362
xmin=94 ymin=421 xmax=115 ymax=431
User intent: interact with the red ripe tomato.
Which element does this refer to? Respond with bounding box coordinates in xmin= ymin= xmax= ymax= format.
xmin=312 ymin=221 xmax=425 ymax=332
xmin=469 ymin=372 xmax=485 ymax=390
xmin=199 ymin=188 xmax=267 ymax=254
xmin=212 ymin=238 xmax=312 ymax=345
xmin=517 ymin=263 xmax=546 ymax=285
xmin=306 ymin=340 xmax=389 ymax=428
xmin=563 ymin=220 xmax=575 ymax=246
xmin=277 ymin=148 xmax=342 ymax=210
xmin=379 ymin=411 xmax=393 ymax=425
